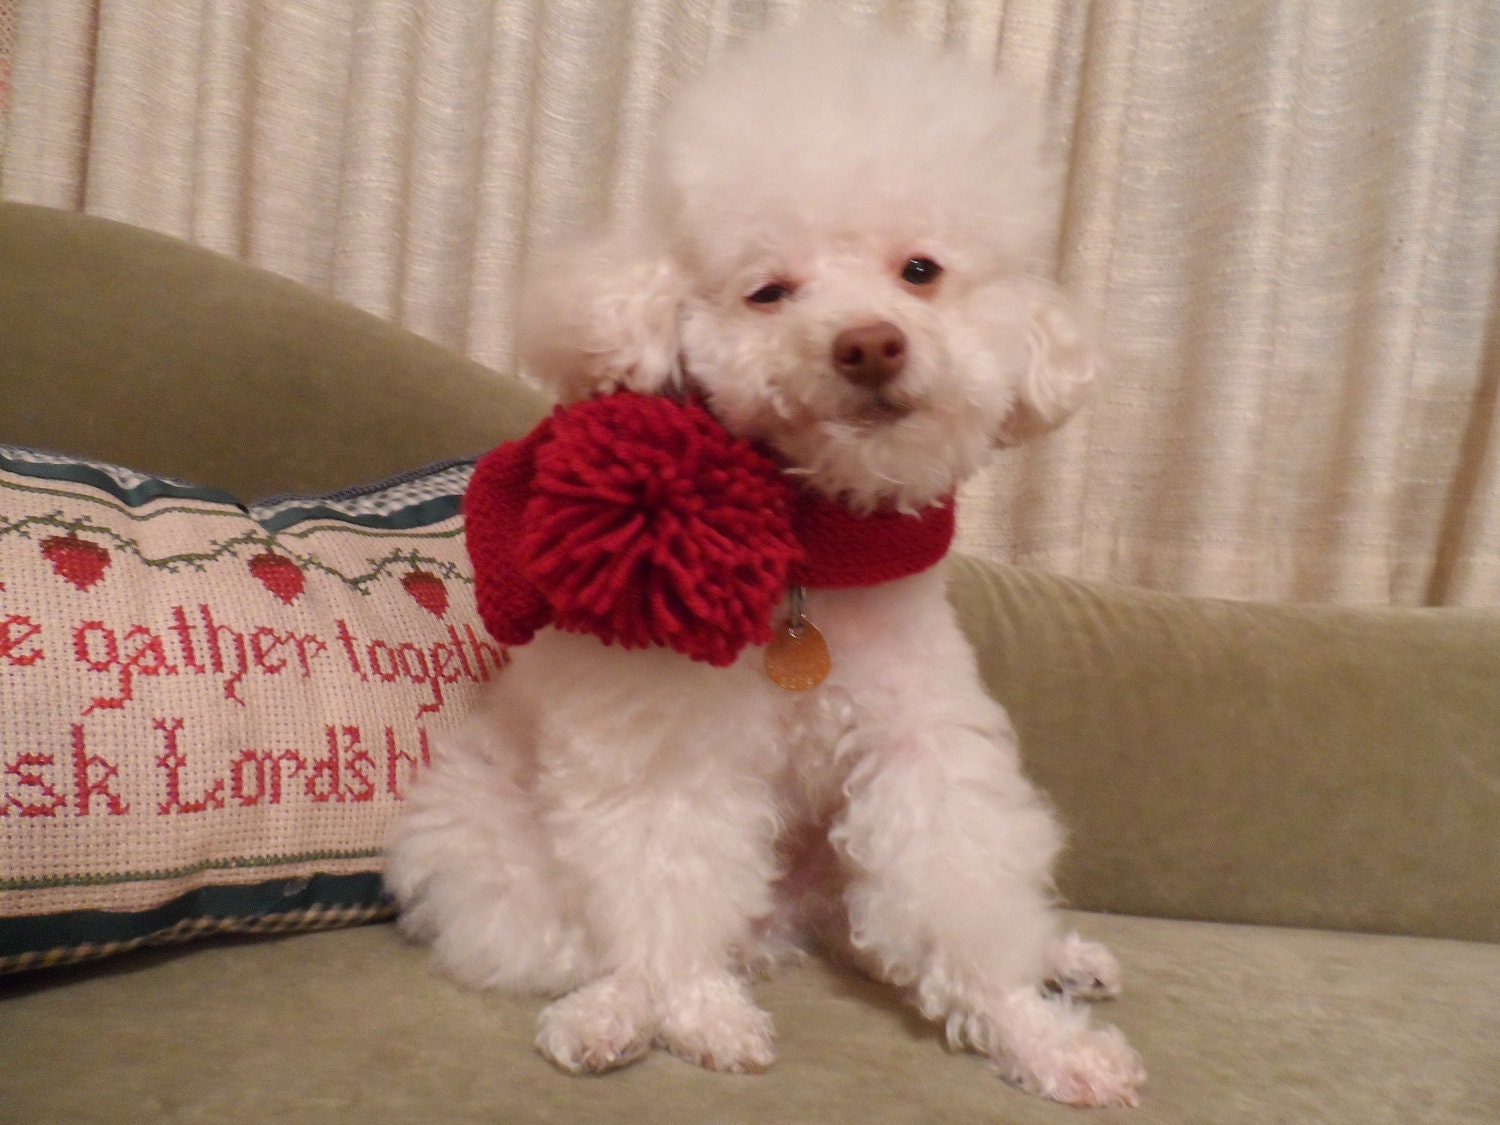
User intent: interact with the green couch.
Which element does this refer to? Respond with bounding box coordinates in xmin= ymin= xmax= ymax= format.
xmin=2 ymin=202 xmax=1497 ymax=1123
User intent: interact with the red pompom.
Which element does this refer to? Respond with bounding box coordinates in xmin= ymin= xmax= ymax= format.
xmin=467 ymin=393 xmax=802 ymax=667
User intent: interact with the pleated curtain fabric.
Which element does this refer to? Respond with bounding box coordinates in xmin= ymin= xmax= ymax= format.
xmin=3 ymin=0 xmax=1497 ymax=606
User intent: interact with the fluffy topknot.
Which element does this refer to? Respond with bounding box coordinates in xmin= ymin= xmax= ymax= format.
xmin=649 ymin=23 xmax=1061 ymax=280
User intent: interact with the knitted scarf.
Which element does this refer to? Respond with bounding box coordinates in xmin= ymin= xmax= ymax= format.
xmin=465 ymin=391 xmax=954 ymax=667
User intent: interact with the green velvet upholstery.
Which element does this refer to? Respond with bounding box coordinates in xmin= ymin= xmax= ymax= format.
xmin=2 ymin=202 xmax=1497 ymax=1122
xmin=5 ymin=914 xmax=1497 ymax=1125
xmin=948 ymin=555 xmax=1500 ymax=943
xmin=0 ymin=203 xmax=547 ymax=499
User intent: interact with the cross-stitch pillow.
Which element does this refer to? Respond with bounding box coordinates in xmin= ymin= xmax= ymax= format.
xmin=0 ymin=445 xmax=503 ymax=972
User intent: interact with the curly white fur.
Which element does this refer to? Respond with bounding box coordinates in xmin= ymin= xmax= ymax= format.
xmin=387 ymin=22 xmax=1142 ymax=1108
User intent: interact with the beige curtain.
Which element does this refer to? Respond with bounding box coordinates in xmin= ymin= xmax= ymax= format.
xmin=0 ymin=3 xmax=14 ymax=160
xmin=3 ymin=0 xmax=1497 ymax=606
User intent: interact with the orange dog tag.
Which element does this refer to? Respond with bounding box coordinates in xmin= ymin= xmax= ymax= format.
xmin=764 ymin=588 xmax=830 ymax=691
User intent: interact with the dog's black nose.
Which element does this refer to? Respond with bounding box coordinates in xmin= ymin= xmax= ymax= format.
xmin=833 ymin=321 xmax=907 ymax=389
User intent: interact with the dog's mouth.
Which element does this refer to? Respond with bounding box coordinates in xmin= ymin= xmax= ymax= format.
xmin=848 ymin=390 xmax=916 ymax=426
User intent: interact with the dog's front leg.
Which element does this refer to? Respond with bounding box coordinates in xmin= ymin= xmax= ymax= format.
xmin=829 ymin=703 xmax=1145 ymax=1107
xmin=533 ymin=697 xmax=784 ymax=1074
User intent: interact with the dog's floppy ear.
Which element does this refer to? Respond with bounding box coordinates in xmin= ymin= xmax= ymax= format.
xmin=995 ymin=280 xmax=1103 ymax=447
xmin=516 ymin=233 xmax=686 ymax=404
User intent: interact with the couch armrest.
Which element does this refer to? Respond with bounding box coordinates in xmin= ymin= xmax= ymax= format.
xmin=948 ymin=553 xmax=1500 ymax=942
xmin=0 ymin=203 xmax=547 ymax=499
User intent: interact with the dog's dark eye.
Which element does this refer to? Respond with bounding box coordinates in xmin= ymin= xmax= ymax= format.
xmin=747 ymin=282 xmax=793 ymax=306
xmin=900 ymin=257 xmax=943 ymax=286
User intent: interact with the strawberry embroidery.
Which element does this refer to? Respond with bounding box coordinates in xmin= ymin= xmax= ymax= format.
xmin=41 ymin=533 xmax=113 ymax=590
xmin=7 ymin=511 xmax=469 ymax=608
xmin=401 ymin=569 xmax=449 ymax=618
xmin=248 ymin=551 xmax=307 ymax=605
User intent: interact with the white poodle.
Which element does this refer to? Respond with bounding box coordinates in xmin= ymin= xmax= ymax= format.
xmin=386 ymin=23 xmax=1145 ymax=1108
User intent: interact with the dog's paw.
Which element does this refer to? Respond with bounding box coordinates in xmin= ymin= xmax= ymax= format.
xmin=951 ymin=988 xmax=1145 ymax=1108
xmin=1043 ymin=931 xmax=1124 ymax=1002
xmin=1008 ymin=1020 xmax=1146 ymax=1108
xmin=656 ymin=972 xmax=776 ymax=1074
xmin=536 ymin=974 xmax=655 ymax=1074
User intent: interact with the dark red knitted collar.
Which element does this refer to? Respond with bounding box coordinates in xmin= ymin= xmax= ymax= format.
xmin=463 ymin=391 xmax=955 ymax=667
xmin=789 ymin=489 xmax=955 ymax=589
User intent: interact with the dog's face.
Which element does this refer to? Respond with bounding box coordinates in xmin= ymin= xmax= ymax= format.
xmin=673 ymin=225 xmax=1088 ymax=512
xmin=517 ymin=26 xmax=1101 ymax=512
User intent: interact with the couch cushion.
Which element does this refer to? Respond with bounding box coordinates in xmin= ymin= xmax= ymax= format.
xmin=948 ymin=554 xmax=1500 ymax=943
xmin=0 ymin=445 xmax=498 ymax=971
xmin=1 ymin=911 xmax=1494 ymax=1123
